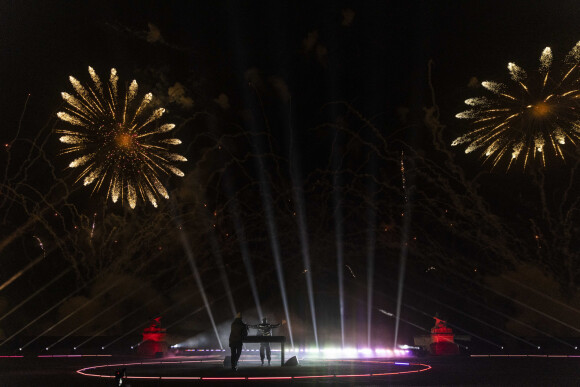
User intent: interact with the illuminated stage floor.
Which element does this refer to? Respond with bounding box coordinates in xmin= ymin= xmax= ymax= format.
xmin=78 ymin=356 xmax=431 ymax=382
xmin=2 ymin=355 xmax=580 ymax=385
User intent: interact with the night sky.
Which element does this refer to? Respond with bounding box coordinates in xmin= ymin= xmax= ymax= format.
xmin=2 ymin=0 xmax=580 ymax=353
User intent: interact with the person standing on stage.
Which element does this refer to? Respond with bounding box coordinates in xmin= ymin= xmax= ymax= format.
xmin=229 ymin=312 xmax=248 ymax=371
xmin=248 ymin=317 xmax=286 ymax=365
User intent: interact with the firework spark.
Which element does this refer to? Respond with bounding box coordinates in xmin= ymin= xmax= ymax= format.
xmin=32 ymin=235 xmax=45 ymax=258
xmin=453 ymin=42 xmax=580 ymax=169
xmin=56 ymin=67 xmax=186 ymax=208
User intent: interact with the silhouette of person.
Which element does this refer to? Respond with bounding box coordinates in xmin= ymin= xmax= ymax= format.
xmin=248 ymin=317 xmax=286 ymax=365
xmin=228 ymin=312 xmax=247 ymax=371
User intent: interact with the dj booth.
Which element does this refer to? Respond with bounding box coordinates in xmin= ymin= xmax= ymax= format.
xmin=242 ymin=335 xmax=286 ymax=366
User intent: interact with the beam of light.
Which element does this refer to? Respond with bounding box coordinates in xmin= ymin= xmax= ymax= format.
xmin=404 ymin=285 xmax=538 ymax=348
xmin=0 ymin=250 xmax=49 ymax=292
xmin=75 ymin=274 xmax=191 ymax=349
xmin=0 ymin=262 xmax=127 ymax=348
xmin=132 ymin=276 xmax=259 ymax=350
xmin=221 ymin=165 xmax=263 ymax=318
xmin=176 ymin=223 xmax=223 ymax=349
xmin=206 ymin=212 xmax=236 ymax=318
xmin=103 ymin=295 xmax=201 ymax=349
xmin=368 ymin=275 xmax=505 ymax=349
xmin=47 ymin=281 xmax=151 ymax=350
xmin=288 ymin=101 xmax=318 ymax=349
xmin=421 ymin=274 xmax=577 ymax=348
xmin=346 ymin=276 xmax=503 ymax=349
xmin=226 ymin=18 xmax=286 ymax=329
xmin=131 ymin=305 xmax=205 ymax=349
xmin=20 ymin=266 xmax=146 ymax=350
xmin=48 ymin=262 xmax=182 ymax=350
xmin=332 ymin=142 xmax=345 ymax=349
xmin=394 ymin=151 xmax=411 ymax=349
xmin=408 ymin=307 xmax=502 ymax=349
xmin=102 ymin=271 xmax=248 ymax=349
xmin=502 ymin=275 xmax=580 ymax=317
xmin=0 ymin=267 xmax=72 ymax=324
xmin=387 ymin=301 xmax=502 ymax=350
xmin=378 ymin=308 xmax=430 ymax=333
xmin=255 ymin=172 xmax=294 ymax=348
xmin=366 ymin=159 xmax=377 ymax=348
xmin=249 ymin=133 xmax=294 ymax=348
xmin=227 ymin=197 xmax=263 ymax=319
xmin=451 ymin=269 xmax=580 ymax=335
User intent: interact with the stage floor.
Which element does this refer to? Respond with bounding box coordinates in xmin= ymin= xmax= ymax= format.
xmin=2 ymin=354 xmax=580 ymax=386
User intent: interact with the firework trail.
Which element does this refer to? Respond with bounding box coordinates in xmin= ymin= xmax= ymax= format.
xmin=56 ymin=67 xmax=186 ymax=208
xmin=400 ymin=151 xmax=407 ymax=204
xmin=32 ymin=235 xmax=45 ymax=258
xmin=90 ymin=213 xmax=96 ymax=240
xmin=453 ymin=41 xmax=580 ymax=169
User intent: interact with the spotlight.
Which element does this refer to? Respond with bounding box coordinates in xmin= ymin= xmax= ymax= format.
xmin=537 ymin=346 xmax=541 ymax=350
xmin=101 ymin=346 xmax=105 ymax=350
xmin=575 ymin=347 xmax=578 ymax=350
xmin=18 ymin=348 xmax=22 ymax=351
xmin=73 ymin=347 xmax=77 ymax=351
xmin=45 ymin=347 xmax=49 ymax=351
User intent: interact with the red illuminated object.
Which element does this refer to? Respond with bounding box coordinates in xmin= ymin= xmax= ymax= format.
xmin=138 ymin=316 xmax=168 ymax=357
xmin=429 ymin=317 xmax=460 ymax=356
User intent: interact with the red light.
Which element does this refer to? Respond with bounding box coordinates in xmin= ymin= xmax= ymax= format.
xmin=202 ymin=377 xmax=246 ymax=380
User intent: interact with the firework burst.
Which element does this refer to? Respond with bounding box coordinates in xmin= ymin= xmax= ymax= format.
xmin=56 ymin=67 xmax=186 ymax=208
xmin=453 ymin=41 xmax=580 ymax=169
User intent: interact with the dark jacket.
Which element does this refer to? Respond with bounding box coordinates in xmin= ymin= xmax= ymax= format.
xmin=229 ymin=317 xmax=248 ymax=347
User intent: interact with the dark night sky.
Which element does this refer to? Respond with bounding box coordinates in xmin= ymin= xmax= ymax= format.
xmin=3 ymin=0 xmax=580 ymax=352
xmin=3 ymin=0 xmax=579 ymax=141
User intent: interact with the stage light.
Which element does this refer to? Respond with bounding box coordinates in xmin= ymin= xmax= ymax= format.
xmin=343 ymin=347 xmax=357 ymax=357
xmin=359 ymin=348 xmax=373 ymax=356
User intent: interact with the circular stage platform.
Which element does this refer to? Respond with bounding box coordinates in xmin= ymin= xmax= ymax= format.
xmin=77 ymin=356 xmax=432 ymax=383
xmin=4 ymin=353 xmax=580 ymax=385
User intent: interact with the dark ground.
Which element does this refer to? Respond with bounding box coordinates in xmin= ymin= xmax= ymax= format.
xmin=1 ymin=355 xmax=580 ymax=386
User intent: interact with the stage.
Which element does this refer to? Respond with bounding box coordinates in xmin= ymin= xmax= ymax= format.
xmin=3 ymin=353 xmax=580 ymax=386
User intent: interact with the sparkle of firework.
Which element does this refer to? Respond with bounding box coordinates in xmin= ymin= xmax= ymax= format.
xmin=56 ymin=67 xmax=186 ymax=208
xmin=400 ymin=151 xmax=407 ymax=204
xmin=90 ymin=213 xmax=96 ymax=239
xmin=453 ymin=41 xmax=580 ymax=169
xmin=32 ymin=235 xmax=45 ymax=258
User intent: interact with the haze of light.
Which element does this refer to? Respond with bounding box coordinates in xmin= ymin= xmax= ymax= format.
xmin=453 ymin=41 xmax=580 ymax=170
xmin=56 ymin=67 xmax=186 ymax=209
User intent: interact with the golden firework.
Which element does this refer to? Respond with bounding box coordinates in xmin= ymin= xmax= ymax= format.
xmin=56 ymin=67 xmax=186 ymax=208
xmin=453 ymin=42 xmax=580 ymax=169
